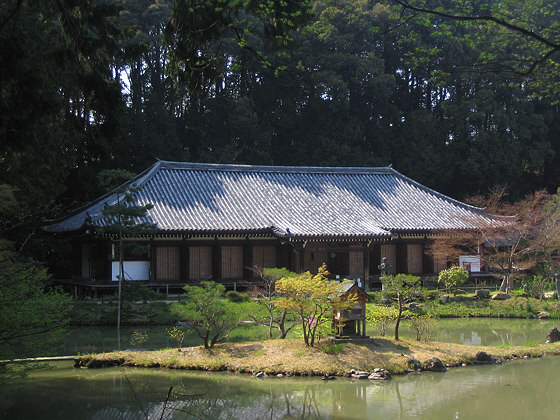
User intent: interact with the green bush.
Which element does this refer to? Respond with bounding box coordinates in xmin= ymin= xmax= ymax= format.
xmin=225 ymin=290 xmax=251 ymax=302
xmin=438 ymin=266 xmax=468 ymax=294
xmin=410 ymin=314 xmax=439 ymax=341
xmin=366 ymin=306 xmax=398 ymax=336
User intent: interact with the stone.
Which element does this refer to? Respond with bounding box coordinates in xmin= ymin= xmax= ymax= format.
xmin=492 ymin=293 xmax=511 ymax=301
xmin=440 ymin=295 xmax=450 ymax=303
xmin=256 ymin=372 xmax=268 ymax=379
xmin=407 ymin=302 xmax=420 ymax=310
xmin=475 ymin=351 xmax=503 ymax=364
xmin=475 ymin=289 xmax=490 ymax=299
xmin=380 ymin=294 xmax=391 ymax=305
xmin=451 ymin=295 xmax=466 ymax=302
xmin=322 ymin=374 xmax=336 ymax=380
xmin=406 ymin=357 xmax=421 ymax=371
xmin=368 ymin=369 xmax=391 ymax=381
xmin=546 ymin=327 xmax=560 ymax=343
xmin=538 ymin=311 xmax=550 ymax=319
xmin=351 ymin=371 xmax=371 ymax=379
xmin=544 ymin=291 xmax=556 ymax=299
xmin=423 ymin=357 xmax=447 ymax=372
xmin=277 ymin=373 xmax=284 ymax=378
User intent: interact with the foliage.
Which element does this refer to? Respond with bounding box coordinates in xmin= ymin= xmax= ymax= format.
xmin=366 ymin=305 xmax=398 ymax=337
xmin=409 ymin=314 xmax=439 ymax=341
xmin=438 ymin=266 xmax=469 ymax=293
xmin=381 ymin=274 xmax=423 ymax=340
xmin=168 ymin=326 xmax=187 ymax=350
xmin=172 ymin=281 xmax=241 ymax=348
xmin=275 ymin=264 xmax=357 ymax=346
xmin=524 ymin=275 xmax=551 ymax=300
xmin=320 ymin=343 xmax=345 ymax=355
xmin=431 ymin=189 xmax=552 ymax=293
xmin=248 ymin=266 xmax=299 ymax=339
xmin=225 ymin=290 xmax=251 ymax=303
xmin=0 ymin=241 xmax=72 ymax=381
xmin=130 ymin=330 xmax=149 ymax=347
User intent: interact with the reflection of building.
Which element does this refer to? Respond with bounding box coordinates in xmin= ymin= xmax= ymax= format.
xmin=45 ymin=161 xmax=490 ymax=294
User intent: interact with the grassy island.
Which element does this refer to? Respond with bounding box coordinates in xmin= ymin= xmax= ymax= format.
xmin=74 ymin=338 xmax=560 ymax=377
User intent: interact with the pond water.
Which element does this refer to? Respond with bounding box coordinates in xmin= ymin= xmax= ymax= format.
xmin=45 ymin=318 xmax=557 ymax=357
xmin=2 ymin=356 xmax=559 ymax=419
xmin=4 ymin=318 xmax=560 ymax=419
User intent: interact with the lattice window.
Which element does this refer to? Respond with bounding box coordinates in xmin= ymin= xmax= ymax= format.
xmin=156 ymin=247 xmax=180 ymax=281
xmin=189 ymin=246 xmax=212 ymax=280
xmin=222 ymin=246 xmax=243 ymax=279
xmin=348 ymin=251 xmax=364 ymax=276
xmin=407 ymin=244 xmax=422 ymax=274
xmin=252 ymin=246 xmax=276 ymax=271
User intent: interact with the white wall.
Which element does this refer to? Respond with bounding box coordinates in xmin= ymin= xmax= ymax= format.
xmin=111 ymin=261 xmax=150 ymax=281
xmin=459 ymin=255 xmax=481 ymax=273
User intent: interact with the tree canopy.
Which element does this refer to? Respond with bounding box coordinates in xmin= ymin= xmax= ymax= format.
xmin=2 ymin=0 xmax=560 ymax=267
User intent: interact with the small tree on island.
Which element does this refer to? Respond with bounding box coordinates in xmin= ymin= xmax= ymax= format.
xmin=275 ymin=264 xmax=357 ymax=347
xmin=438 ymin=266 xmax=469 ymax=294
xmin=248 ymin=266 xmax=299 ymax=339
xmin=171 ymin=281 xmax=240 ymax=349
xmin=381 ymin=274 xmax=423 ymax=341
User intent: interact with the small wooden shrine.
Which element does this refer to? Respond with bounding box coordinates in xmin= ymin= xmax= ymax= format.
xmin=333 ymin=281 xmax=368 ymax=338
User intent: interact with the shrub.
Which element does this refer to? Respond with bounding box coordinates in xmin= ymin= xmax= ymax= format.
xmin=524 ymin=275 xmax=551 ymax=300
xmin=168 ymin=326 xmax=187 ymax=350
xmin=225 ymin=290 xmax=251 ymax=302
xmin=366 ymin=306 xmax=397 ymax=336
xmin=438 ymin=266 xmax=469 ymax=294
xmin=410 ymin=314 xmax=439 ymax=341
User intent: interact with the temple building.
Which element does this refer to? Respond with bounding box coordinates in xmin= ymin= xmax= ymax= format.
xmin=45 ymin=160 xmax=489 ymax=292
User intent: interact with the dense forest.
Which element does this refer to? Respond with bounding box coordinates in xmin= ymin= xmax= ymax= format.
xmin=2 ymin=0 xmax=560 ymax=261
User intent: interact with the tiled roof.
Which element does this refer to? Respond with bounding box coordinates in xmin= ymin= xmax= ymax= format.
xmin=44 ymin=160 xmax=490 ymax=238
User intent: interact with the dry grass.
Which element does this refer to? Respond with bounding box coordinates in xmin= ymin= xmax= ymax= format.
xmin=74 ymin=338 xmax=560 ymax=376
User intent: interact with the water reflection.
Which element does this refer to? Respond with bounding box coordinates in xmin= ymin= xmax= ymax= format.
xmin=4 ymin=357 xmax=559 ymax=419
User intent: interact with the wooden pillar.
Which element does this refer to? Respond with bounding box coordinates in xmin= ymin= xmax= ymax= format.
xmin=150 ymin=239 xmax=156 ymax=282
xmin=364 ymin=246 xmax=371 ymax=290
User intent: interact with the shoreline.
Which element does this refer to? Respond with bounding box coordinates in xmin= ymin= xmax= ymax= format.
xmin=73 ymin=337 xmax=560 ymax=378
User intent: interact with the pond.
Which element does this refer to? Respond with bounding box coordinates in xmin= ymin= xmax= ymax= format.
xmin=42 ymin=318 xmax=558 ymax=357
xmin=2 ymin=356 xmax=559 ymax=419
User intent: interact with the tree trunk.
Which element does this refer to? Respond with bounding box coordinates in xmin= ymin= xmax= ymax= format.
xmin=394 ymin=293 xmax=402 ymax=341
xmin=117 ymin=237 xmax=123 ymax=329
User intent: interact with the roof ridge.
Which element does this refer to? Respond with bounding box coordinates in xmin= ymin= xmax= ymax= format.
xmin=156 ymin=160 xmax=394 ymax=175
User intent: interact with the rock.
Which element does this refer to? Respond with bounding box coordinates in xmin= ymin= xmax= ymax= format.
xmin=440 ymin=295 xmax=450 ymax=303
xmin=256 ymin=372 xmax=268 ymax=379
xmin=492 ymin=293 xmax=511 ymax=300
xmin=322 ymin=374 xmax=336 ymax=380
xmin=351 ymin=371 xmax=371 ymax=379
xmin=538 ymin=311 xmax=550 ymax=319
xmin=546 ymin=327 xmax=560 ymax=343
xmin=475 ymin=289 xmax=490 ymax=299
xmin=544 ymin=291 xmax=556 ymax=299
xmin=451 ymin=295 xmax=466 ymax=302
xmin=406 ymin=357 xmax=421 ymax=371
xmin=277 ymin=373 xmax=284 ymax=378
xmin=368 ymin=369 xmax=391 ymax=381
xmin=407 ymin=302 xmax=421 ymax=310
xmin=475 ymin=351 xmax=503 ymax=364
xmin=423 ymin=357 xmax=447 ymax=372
